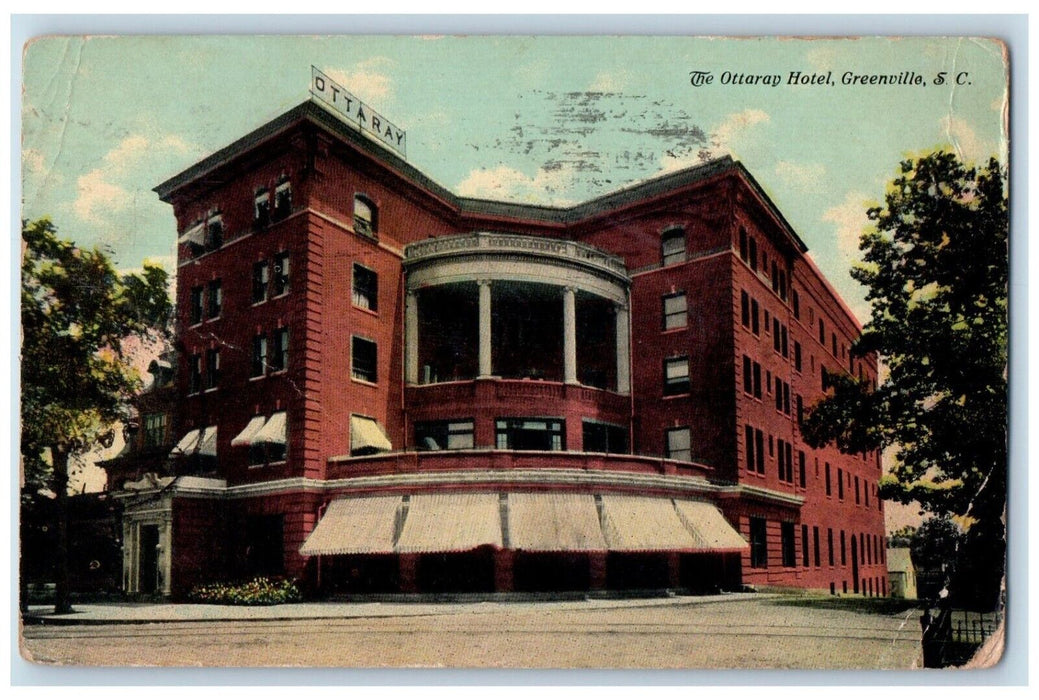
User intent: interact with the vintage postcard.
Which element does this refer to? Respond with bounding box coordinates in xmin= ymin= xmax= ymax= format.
xmin=18 ymin=33 xmax=1009 ymax=671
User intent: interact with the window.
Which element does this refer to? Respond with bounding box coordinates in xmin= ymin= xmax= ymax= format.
xmin=798 ymin=450 xmax=806 ymax=487
xmin=813 ymin=526 xmax=821 ymax=567
xmin=755 ymin=428 xmax=765 ymax=473
xmin=825 ymin=462 xmax=832 ymax=496
xmin=781 ymin=522 xmax=796 ymax=567
xmin=666 ymin=427 xmax=692 ymax=462
xmin=273 ymin=253 xmax=290 ymax=297
xmin=749 ymin=517 xmax=768 ymax=568
xmin=252 ymin=335 xmax=268 ymax=377
xmin=496 ymin=418 xmax=565 ymax=451
xmin=753 ymin=362 xmax=762 ymax=399
xmin=745 ymin=425 xmax=755 ymax=471
xmin=831 ymin=332 xmax=838 ymax=357
xmin=207 ymin=280 xmax=222 ymax=319
xmin=351 ymin=336 xmax=377 ymax=383
xmin=270 ymin=327 xmax=289 ymax=372
xmin=742 ymin=355 xmax=753 ymax=394
xmin=855 ymin=476 xmax=861 ymax=504
xmin=838 ymin=468 xmax=845 ymax=500
xmin=792 ymin=290 xmax=800 ymax=319
xmin=205 ymin=348 xmax=220 ymax=390
xmin=739 ymin=228 xmax=748 ymax=262
xmin=781 ymin=326 xmax=789 ymax=358
xmin=818 ymin=318 xmax=826 ymax=345
xmin=416 ymin=420 xmax=475 ymax=450
xmin=801 ymin=525 xmax=810 ymax=567
xmin=663 ymin=293 xmax=687 ymax=329
xmin=353 ymin=194 xmax=377 ymax=237
xmin=777 ymin=439 xmax=787 ymax=481
xmin=751 ymin=299 xmax=760 ymax=335
xmin=828 ymin=528 xmax=835 ymax=566
xmin=794 ymin=342 xmax=802 ymax=372
xmin=740 ymin=290 xmax=750 ymax=327
xmin=583 ymin=420 xmax=629 ymax=454
xmin=773 ymin=318 xmax=781 ymax=352
xmin=273 ymin=179 xmax=292 ymax=222
xmin=189 ymin=286 xmax=204 ymax=325
xmin=661 ymin=227 xmax=685 ymax=266
xmin=840 ymin=530 xmax=847 ymax=565
xmin=663 ymin=356 xmax=690 ymax=396
xmin=142 ymin=413 xmax=167 ymax=449
xmin=353 ymin=264 xmax=378 ymax=312
xmin=254 ymin=188 xmax=270 ymax=229
xmin=205 ymin=213 xmax=223 ymax=251
xmin=189 ymin=353 xmax=202 ymax=394
xmin=253 ymin=261 xmax=270 ymax=304
xmin=748 ymin=237 xmax=758 ymax=271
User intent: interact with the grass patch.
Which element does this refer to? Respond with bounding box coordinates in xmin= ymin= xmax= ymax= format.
xmin=767 ymin=595 xmax=924 ymax=616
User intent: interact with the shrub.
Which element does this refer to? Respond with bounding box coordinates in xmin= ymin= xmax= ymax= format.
xmin=188 ymin=577 xmax=302 ymax=605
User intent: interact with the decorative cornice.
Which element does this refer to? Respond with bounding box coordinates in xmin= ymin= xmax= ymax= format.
xmin=115 ymin=470 xmax=803 ymax=509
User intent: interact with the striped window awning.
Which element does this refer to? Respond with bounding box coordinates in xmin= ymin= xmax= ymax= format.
xmin=350 ymin=415 xmax=392 ymax=454
xmin=177 ymin=222 xmax=205 ymax=245
xmin=230 ymin=415 xmax=267 ymax=447
xmin=599 ymin=495 xmax=698 ymax=551
xmin=394 ymin=493 xmax=503 ymax=553
xmin=170 ymin=425 xmax=217 ymax=458
xmin=507 ymin=493 xmax=607 ymax=552
xmin=674 ymin=500 xmax=749 ymax=551
xmin=253 ymin=411 xmax=287 ymax=445
xmin=298 ymin=492 xmax=746 ymax=557
xmin=299 ymin=496 xmax=402 ymax=556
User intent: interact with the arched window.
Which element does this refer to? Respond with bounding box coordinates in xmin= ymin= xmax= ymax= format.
xmin=661 ymin=227 xmax=685 ymax=266
xmin=353 ymin=194 xmax=378 ymax=238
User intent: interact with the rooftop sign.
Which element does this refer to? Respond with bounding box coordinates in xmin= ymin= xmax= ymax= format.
xmin=310 ymin=66 xmax=407 ymax=158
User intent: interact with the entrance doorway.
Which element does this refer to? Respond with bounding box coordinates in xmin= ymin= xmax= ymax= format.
xmin=138 ymin=524 xmax=160 ymax=594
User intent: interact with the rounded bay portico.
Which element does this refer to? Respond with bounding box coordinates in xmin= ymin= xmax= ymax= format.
xmin=403 ymin=232 xmax=633 ymax=453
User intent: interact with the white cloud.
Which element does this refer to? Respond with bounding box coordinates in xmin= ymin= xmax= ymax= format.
xmin=712 ymin=108 xmax=770 ymax=154
xmin=774 ymin=160 xmax=825 ymax=192
xmin=72 ymin=133 xmax=197 ymax=226
xmin=822 ymin=191 xmax=872 ymax=264
xmin=939 ymin=114 xmax=1003 ymax=164
xmin=323 ymin=57 xmax=395 ymax=102
xmin=588 ymin=71 xmax=629 ymax=92
xmin=23 ymin=147 xmax=47 ymax=174
xmin=455 ymin=164 xmax=575 ymax=205
xmin=74 ymin=169 xmax=132 ymax=225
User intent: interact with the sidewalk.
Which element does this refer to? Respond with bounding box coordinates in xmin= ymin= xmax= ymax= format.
xmin=23 ymin=591 xmax=768 ymax=625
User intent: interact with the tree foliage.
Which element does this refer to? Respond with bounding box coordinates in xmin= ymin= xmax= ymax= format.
xmin=20 ymin=218 xmax=171 ymax=610
xmin=801 ymin=152 xmax=1007 ymax=605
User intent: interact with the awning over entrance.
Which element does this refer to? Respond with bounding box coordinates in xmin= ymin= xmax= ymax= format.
xmin=231 ymin=415 xmax=267 ymax=447
xmin=350 ymin=415 xmax=392 ymax=454
xmin=673 ymin=500 xmax=749 ymax=551
xmin=252 ymin=411 xmax=287 ymax=445
xmin=599 ymin=495 xmax=698 ymax=551
xmin=508 ymin=493 xmax=607 ymax=551
xmin=395 ymin=493 xmax=503 ymax=553
xmin=299 ymin=496 xmax=402 ymax=556
xmin=170 ymin=425 xmax=217 ymax=458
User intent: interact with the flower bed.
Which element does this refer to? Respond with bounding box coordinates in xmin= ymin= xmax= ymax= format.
xmin=188 ymin=577 xmax=301 ymax=605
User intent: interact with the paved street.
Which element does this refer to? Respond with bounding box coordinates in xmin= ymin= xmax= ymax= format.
xmin=20 ymin=594 xmax=924 ymax=669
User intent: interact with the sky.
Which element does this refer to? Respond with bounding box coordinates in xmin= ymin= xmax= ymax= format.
xmin=21 ymin=35 xmax=1008 ymax=325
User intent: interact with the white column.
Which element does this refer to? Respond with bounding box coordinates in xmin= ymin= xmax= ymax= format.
xmin=615 ymin=302 xmax=630 ymax=394
xmin=405 ymin=290 xmax=419 ymax=384
xmin=478 ymin=280 xmax=493 ymax=378
xmin=563 ymin=286 xmax=578 ymax=385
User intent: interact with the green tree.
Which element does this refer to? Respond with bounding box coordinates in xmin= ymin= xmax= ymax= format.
xmin=21 ymin=219 xmax=171 ymax=613
xmin=801 ymin=152 xmax=1007 ymax=609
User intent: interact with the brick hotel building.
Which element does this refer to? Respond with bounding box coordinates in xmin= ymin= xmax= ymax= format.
xmin=107 ymin=98 xmax=888 ymax=599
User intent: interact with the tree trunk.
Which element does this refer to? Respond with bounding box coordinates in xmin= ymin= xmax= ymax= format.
xmin=52 ymin=448 xmax=72 ymax=614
